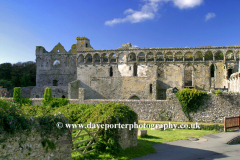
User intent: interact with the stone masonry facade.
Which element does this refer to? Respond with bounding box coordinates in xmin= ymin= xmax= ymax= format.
xmin=21 ymin=37 xmax=240 ymax=100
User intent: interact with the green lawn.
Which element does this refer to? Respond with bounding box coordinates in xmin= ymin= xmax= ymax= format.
xmin=73 ymin=127 xmax=220 ymax=160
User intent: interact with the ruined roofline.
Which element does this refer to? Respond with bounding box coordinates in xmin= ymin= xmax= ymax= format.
xmin=77 ymin=45 xmax=240 ymax=53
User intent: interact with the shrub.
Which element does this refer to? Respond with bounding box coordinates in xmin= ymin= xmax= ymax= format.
xmin=53 ymin=103 xmax=138 ymax=154
xmin=13 ymin=87 xmax=21 ymax=104
xmin=176 ymin=88 xmax=209 ymax=121
xmin=48 ymin=98 xmax=69 ymax=108
xmin=42 ymin=88 xmax=52 ymax=106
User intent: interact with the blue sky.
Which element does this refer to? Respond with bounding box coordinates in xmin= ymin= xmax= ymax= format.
xmin=0 ymin=0 xmax=240 ymax=64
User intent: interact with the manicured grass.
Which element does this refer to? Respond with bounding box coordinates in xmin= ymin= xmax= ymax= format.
xmin=73 ymin=127 xmax=220 ymax=160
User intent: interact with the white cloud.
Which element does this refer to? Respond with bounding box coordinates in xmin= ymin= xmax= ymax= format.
xmin=105 ymin=0 xmax=162 ymax=26
xmin=172 ymin=0 xmax=203 ymax=9
xmin=205 ymin=12 xmax=216 ymax=21
xmin=105 ymin=0 xmax=204 ymax=26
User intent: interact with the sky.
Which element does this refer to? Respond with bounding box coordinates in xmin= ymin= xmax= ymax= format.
xmin=0 ymin=0 xmax=240 ymax=64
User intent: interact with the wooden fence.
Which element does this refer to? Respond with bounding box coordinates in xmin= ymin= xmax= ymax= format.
xmin=224 ymin=115 xmax=240 ymax=132
xmin=71 ymin=122 xmax=101 ymax=159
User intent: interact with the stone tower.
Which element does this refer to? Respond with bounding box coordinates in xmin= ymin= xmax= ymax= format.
xmin=76 ymin=37 xmax=94 ymax=52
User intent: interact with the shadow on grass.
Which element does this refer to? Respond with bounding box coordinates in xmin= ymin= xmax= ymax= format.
xmin=139 ymin=134 xmax=162 ymax=140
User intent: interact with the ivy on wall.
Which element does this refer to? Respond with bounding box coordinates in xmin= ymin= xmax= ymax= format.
xmin=176 ymin=88 xmax=209 ymax=121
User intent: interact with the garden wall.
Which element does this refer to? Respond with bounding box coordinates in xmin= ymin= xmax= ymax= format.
xmin=30 ymin=90 xmax=240 ymax=123
xmin=0 ymin=116 xmax=72 ymax=160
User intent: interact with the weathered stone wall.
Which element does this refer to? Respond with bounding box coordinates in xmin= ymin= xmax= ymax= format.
xmin=30 ymin=86 xmax=68 ymax=98
xmin=21 ymin=86 xmax=35 ymax=98
xmin=68 ymin=80 xmax=79 ymax=99
xmin=0 ymin=117 xmax=72 ymax=160
xmin=29 ymin=91 xmax=240 ymax=123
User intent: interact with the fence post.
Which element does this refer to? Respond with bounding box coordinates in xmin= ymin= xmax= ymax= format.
xmin=239 ymin=115 xmax=240 ymax=131
xmin=224 ymin=117 xmax=226 ymax=132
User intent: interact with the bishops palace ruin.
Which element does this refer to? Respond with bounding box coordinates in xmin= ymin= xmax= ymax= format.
xmin=21 ymin=36 xmax=240 ymax=99
xmin=19 ymin=36 xmax=240 ymax=122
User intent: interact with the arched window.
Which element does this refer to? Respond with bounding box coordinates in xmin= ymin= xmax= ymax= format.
xmin=86 ymin=54 xmax=92 ymax=63
xmin=129 ymin=95 xmax=140 ymax=100
xmin=62 ymin=95 xmax=65 ymax=98
xmin=210 ymin=64 xmax=215 ymax=77
xmin=138 ymin=53 xmax=145 ymax=62
xmin=147 ymin=52 xmax=154 ymax=61
xmin=78 ymin=55 xmax=84 ymax=63
xmin=184 ymin=66 xmax=193 ymax=87
xmin=86 ymin=43 xmax=88 ymax=47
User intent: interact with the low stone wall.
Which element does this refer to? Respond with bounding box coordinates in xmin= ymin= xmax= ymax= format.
xmin=0 ymin=116 xmax=72 ymax=160
xmin=29 ymin=92 xmax=240 ymax=123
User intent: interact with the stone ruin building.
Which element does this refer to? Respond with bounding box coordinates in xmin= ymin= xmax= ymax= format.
xmin=21 ymin=37 xmax=240 ymax=99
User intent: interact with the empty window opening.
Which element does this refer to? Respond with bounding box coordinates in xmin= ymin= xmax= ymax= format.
xmin=53 ymin=80 xmax=58 ymax=86
xmin=110 ymin=66 xmax=113 ymax=77
xmin=133 ymin=63 xmax=137 ymax=76
xmin=184 ymin=67 xmax=193 ymax=87
xmin=228 ymin=69 xmax=233 ymax=79
xmin=62 ymin=95 xmax=65 ymax=98
xmin=150 ymin=84 xmax=152 ymax=93
xmin=129 ymin=66 xmax=131 ymax=70
xmin=36 ymin=95 xmax=39 ymax=98
xmin=86 ymin=43 xmax=88 ymax=47
xmin=57 ymin=49 xmax=59 ymax=52
xmin=211 ymin=64 xmax=215 ymax=77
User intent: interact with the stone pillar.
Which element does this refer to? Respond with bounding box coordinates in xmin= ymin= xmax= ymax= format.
xmin=78 ymin=88 xmax=86 ymax=103
xmin=152 ymin=80 xmax=157 ymax=100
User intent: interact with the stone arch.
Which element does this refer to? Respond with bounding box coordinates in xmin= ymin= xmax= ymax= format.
xmin=102 ymin=53 xmax=108 ymax=63
xmin=147 ymin=52 xmax=154 ymax=61
xmin=156 ymin=52 xmax=164 ymax=61
xmin=138 ymin=52 xmax=145 ymax=62
xmin=62 ymin=95 xmax=65 ymax=98
xmin=110 ymin=53 xmax=117 ymax=62
xmin=128 ymin=52 xmax=136 ymax=62
xmin=194 ymin=51 xmax=203 ymax=61
xmin=78 ymin=54 xmax=84 ymax=63
xmin=205 ymin=51 xmax=213 ymax=61
xmin=214 ymin=51 xmax=224 ymax=61
xmin=184 ymin=65 xmax=193 ymax=87
xmin=226 ymin=50 xmax=234 ymax=60
xmin=175 ymin=51 xmax=183 ymax=61
xmin=93 ymin=53 xmax=100 ymax=63
xmin=128 ymin=94 xmax=140 ymax=100
xmin=85 ymin=54 xmax=92 ymax=63
xmin=165 ymin=52 xmax=173 ymax=61
xmin=184 ymin=52 xmax=193 ymax=61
